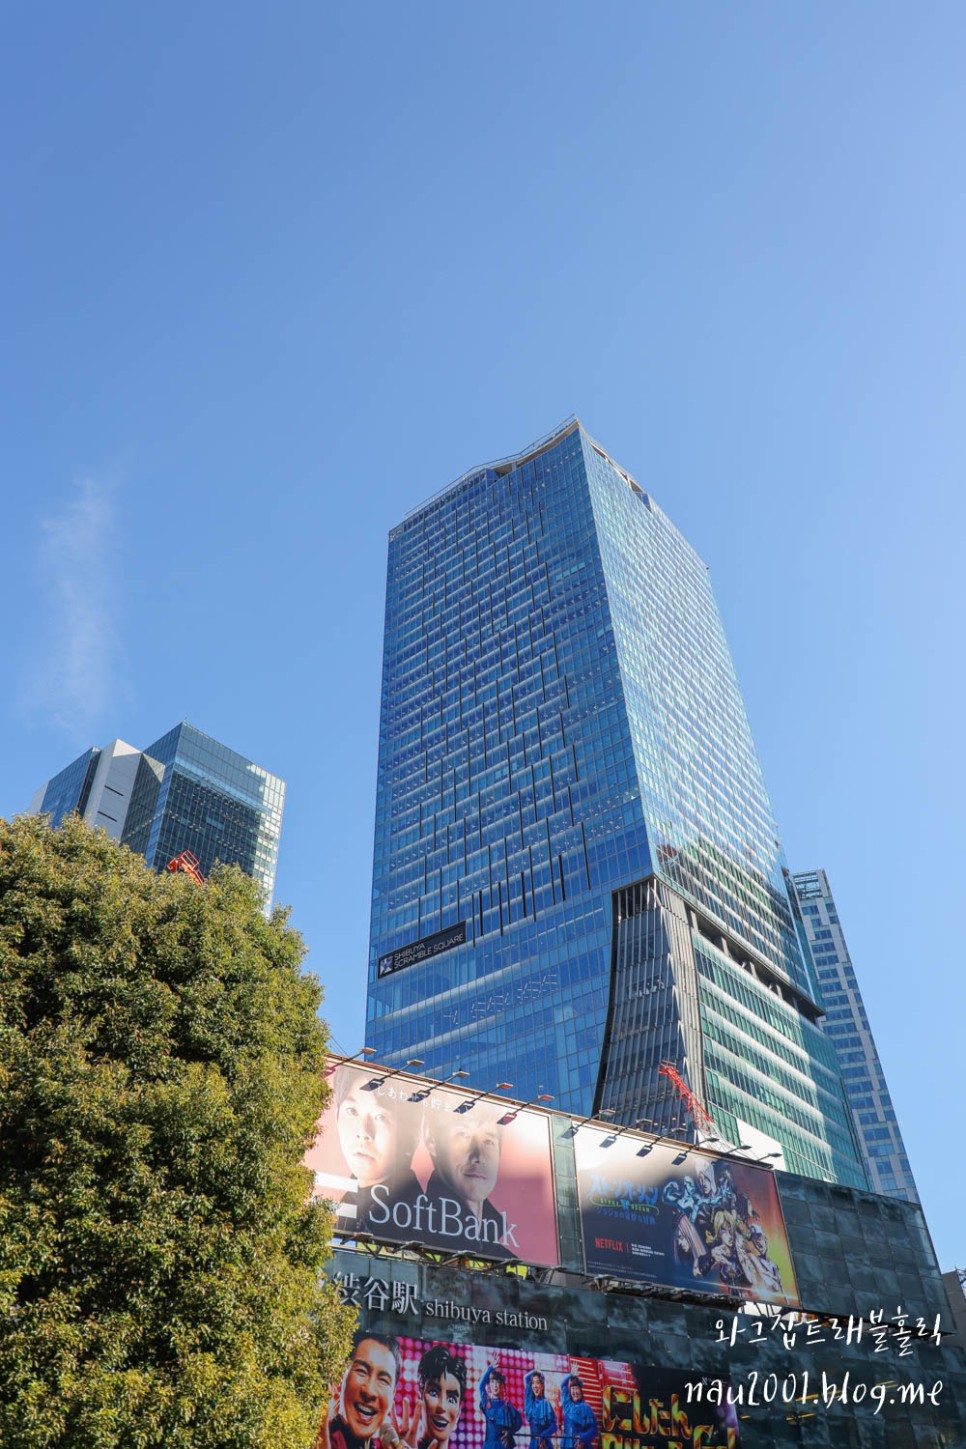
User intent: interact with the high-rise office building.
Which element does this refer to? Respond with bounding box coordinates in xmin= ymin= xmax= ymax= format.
xmin=793 ymin=869 xmax=919 ymax=1202
xmin=366 ymin=419 xmax=866 ymax=1188
xmin=29 ymin=722 xmax=285 ymax=904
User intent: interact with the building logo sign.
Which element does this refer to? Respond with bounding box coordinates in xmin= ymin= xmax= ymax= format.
xmin=333 ymin=1267 xmax=550 ymax=1332
xmin=575 ymin=1128 xmax=800 ymax=1308
xmin=378 ymin=922 xmax=467 ymax=977
xmin=305 ymin=1058 xmax=559 ymax=1266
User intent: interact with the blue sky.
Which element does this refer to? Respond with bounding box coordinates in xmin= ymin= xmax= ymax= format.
xmin=3 ymin=4 xmax=964 ymax=1269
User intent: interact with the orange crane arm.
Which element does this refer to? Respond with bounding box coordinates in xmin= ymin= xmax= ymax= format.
xmin=657 ymin=1060 xmax=716 ymax=1138
xmin=166 ymin=850 xmax=206 ymax=886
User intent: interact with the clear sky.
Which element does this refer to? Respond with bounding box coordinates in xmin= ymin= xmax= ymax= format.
xmin=3 ymin=4 xmax=964 ymax=1269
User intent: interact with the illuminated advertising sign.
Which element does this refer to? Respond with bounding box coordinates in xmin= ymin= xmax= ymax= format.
xmin=575 ymin=1129 xmax=799 ymax=1308
xmin=305 ymin=1060 xmax=558 ymax=1265
xmin=318 ymin=1331 xmax=739 ymax=1449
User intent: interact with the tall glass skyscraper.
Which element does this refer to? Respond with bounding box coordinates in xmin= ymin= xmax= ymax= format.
xmin=366 ymin=420 xmax=866 ymax=1187
xmin=29 ymin=722 xmax=285 ymax=905
xmin=793 ymin=869 xmax=919 ymax=1202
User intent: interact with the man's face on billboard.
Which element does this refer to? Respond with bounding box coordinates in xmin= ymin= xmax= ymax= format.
xmin=341 ymin=1338 xmax=397 ymax=1440
xmin=426 ymin=1110 xmax=502 ymax=1208
xmin=423 ymin=1373 xmax=462 ymax=1441
xmin=337 ymin=1083 xmax=396 ymax=1188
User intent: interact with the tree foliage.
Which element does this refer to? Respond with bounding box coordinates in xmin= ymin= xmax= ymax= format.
xmin=0 ymin=815 xmax=355 ymax=1446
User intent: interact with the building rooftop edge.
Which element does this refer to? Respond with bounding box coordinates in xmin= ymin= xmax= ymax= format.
xmin=388 ymin=418 xmax=711 ymax=575
xmin=391 ymin=414 xmax=621 ymax=533
xmin=143 ymin=720 xmax=286 ymax=786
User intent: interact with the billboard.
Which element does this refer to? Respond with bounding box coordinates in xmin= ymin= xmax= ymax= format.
xmin=574 ymin=1129 xmax=799 ymax=1307
xmin=318 ymin=1331 xmax=740 ymax=1449
xmin=305 ymin=1059 xmax=558 ymax=1266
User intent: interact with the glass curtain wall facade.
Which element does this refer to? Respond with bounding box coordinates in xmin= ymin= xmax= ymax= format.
xmin=793 ymin=869 xmax=919 ymax=1202
xmin=121 ymin=723 xmax=285 ymax=903
xmin=367 ymin=420 xmax=866 ymax=1187
xmin=30 ymin=748 xmax=101 ymax=827
xmin=30 ymin=723 xmax=285 ymax=906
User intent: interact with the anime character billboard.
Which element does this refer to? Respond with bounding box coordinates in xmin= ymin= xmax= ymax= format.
xmin=304 ymin=1058 xmax=558 ymax=1266
xmin=314 ymin=1332 xmax=740 ymax=1449
xmin=574 ymin=1129 xmax=799 ymax=1307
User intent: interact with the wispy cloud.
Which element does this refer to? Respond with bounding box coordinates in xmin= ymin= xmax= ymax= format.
xmin=27 ymin=477 xmax=126 ymax=740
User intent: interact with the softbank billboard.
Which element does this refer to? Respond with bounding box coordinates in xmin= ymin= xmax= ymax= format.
xmin=304 ymin=1058 xmax=558 ymax=1266
xmin=306 ymin=1058 xmax=799 ymax=1306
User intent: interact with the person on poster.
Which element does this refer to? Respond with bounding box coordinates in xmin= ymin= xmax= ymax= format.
xmin=422 ymin=1106 xmax=515 ymax=1258
xmin=398 ymin=1344 xmax=466 ymax=1449
xmin=735 ymin=1219 xmax=784 ymax=1296
xmin=315 ymin=1329 xmax=402 ymax=1449
xmin=334 ymin=1065 xmax=422 ymax=1236
xmin=479 ymin=1363 xmax=523 ymax=1449
xmin=669 ymin=1160 xmax=741 ymax=1280
xmin=708 ymin=1398 xmax=741 ymax=1447
xmin=560 ymin=1375 xmax=597 ymax=1449
xmin=524 ymin=1370 xmax=557 ymax=1449
xmin=704 ymin=1210 xmax=744 ymax=1287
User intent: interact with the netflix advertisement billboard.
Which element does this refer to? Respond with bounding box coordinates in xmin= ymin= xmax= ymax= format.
xmin=575 ymin=1129 xmax=799 ymax=1308
xmin=318 ymin=1330 xmax=740 ymax=1449
xmin=305 ymin=1059 xmax=558 ymax=1266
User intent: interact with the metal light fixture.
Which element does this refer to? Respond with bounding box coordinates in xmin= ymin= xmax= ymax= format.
xmin=498 ymin=1092 xmax=553 ymax=1125
xmin=324 ymin=1045 xmax=377 ymax=1077
xmin=362 ymin=1057 xmax=425 ymax=1090
xmin=600 ymin=1115 xmax=649 ymax=1148
xmin=454 ymin=1081 xmax=513 ymax=1114
xmin=567 ymin=1107 xmax=615 ymax=1137
xmin=408 ymin=1068 xmax=470 ymax=1103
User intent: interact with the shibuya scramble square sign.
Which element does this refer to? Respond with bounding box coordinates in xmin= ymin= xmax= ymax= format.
xmin=303 ymin=1059 xmax=800 ymax=1308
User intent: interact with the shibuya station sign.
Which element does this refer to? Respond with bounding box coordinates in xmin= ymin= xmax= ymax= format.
xmin=377 ymin=922 xmax=466 ymax=977
xmin=332 ymin=1265 xmax=550 ymax=1332
xmin=305 ymin=1058 xmax=558 ymax=1266
xmin=575 ymin=1128 xmax=800 ymax=1309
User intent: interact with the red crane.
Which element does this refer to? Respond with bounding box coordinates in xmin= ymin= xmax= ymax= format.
xmin=657 ymin=1060 xmax=717 ymax=1139
xmin=166 ymin=850 xmax=206 ymax=887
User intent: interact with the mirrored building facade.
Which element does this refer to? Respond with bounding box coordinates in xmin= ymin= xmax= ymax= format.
xmin=793 ymin=869 xmax=919 ymax=1203
xmin=366 ymin=420 xmax=866 ymax=1187
xmin=29 ymin=721 xmax=284 ymax=905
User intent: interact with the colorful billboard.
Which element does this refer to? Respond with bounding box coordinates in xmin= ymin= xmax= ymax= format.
xmin=574 ymin=1129 xmax=799 ymax=1307
xmin=305 ymin=1059 xmax=558 ymax=1266
xmin=317 ymin=1330 xmax=740 ymax=1449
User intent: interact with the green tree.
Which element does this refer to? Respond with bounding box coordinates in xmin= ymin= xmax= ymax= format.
xmin=0 ymin=814 xmax=355 ymax=1446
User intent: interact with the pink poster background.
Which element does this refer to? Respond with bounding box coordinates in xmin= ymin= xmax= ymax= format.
xmin=304 ymin=1058 xmax=559 ymax=1267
